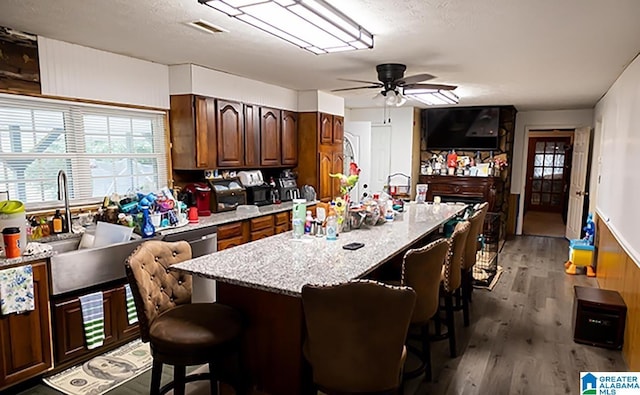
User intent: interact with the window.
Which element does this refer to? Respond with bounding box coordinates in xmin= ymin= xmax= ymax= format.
xmin=0 ymin=94 xmax=168 ymax=210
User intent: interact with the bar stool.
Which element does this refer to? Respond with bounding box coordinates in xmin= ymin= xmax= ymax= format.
xmin=399 ymin=238 xmax=450 ymax=381
xmin=460 ymin=202 xmax=488 ymax=326
xmin=302 ymin=280 xmax=416 ymax=395
xmin=125 ymin=240 xmax=246 ymax=395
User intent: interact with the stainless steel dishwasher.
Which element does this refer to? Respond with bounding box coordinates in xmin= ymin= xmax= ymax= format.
xmin=162 ymin=225 xmax=217 ymax=302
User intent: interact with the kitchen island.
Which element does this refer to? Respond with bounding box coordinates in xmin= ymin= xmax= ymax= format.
xmin=172 ymin=202 xmax=465 ymax=394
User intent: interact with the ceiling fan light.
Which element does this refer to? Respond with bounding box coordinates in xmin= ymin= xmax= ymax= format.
xmin=197 ymin=0 xmax=374 ymax=54
xmin=395 ymin=94 xmax=407 ymax=107
xmin=406 ymin=89 xmax=459 ymax=106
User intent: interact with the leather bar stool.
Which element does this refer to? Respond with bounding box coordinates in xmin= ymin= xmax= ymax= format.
xmin=125 ymin=240 xmax=246 ymax=395
xmin=399 ymin=238 xmax=450 ymax=381
xmin=438 ymin=221 xmax=470 ymax=358
xmin=302 ymin=280 xmax=416 ymax=395
xmin=460 ymin=202 xmax=488 ymax=326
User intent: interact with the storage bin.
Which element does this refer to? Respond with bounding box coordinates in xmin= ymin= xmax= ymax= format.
xmin=569 ymin=241 xmax=594 ymax=267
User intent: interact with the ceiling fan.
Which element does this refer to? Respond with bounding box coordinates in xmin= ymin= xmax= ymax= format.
xmin=332 ymin=63 xmax=458 ymax=106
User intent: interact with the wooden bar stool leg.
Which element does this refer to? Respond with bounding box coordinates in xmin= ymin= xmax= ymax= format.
xmin=445 ymin=294 xmax=457 ymax=358
xmin=174 ymin=365 xmax=187 ymax=395
xmin=150 ymin=360 xmax=163 ymax=395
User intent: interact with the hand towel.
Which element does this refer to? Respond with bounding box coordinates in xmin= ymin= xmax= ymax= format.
xmin=124 ymin=284 xmax=138 ymax=325
xmin=79 ymin=291 xmax=105 ymax=350
xmin=0 ymin=264 xmax=35 ymax=315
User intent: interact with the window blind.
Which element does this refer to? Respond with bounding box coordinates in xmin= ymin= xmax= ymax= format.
xmin=0 ymin=94 xmax=168 ymax=210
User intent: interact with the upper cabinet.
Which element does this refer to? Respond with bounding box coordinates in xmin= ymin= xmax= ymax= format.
xmin=319 ymin=113 xmax=333 ymax=145
xmin=332 ymin=115 xmax=344 ymax=144
xmin=244 ymin=104 xmax=261 ymax=167
xmin=216 ymin=100 xmax=245 ymax=168
xmin=281 ymin=111 xmax=298 ymax=166
xmin=260 ymin=107 xmax=281 ymax=166
xmin=169 ymin=95 xmax=217 ymax=170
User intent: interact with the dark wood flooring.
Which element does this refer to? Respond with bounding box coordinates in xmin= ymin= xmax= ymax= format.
xmin=10 ymin=236 xmax=627 ymax=395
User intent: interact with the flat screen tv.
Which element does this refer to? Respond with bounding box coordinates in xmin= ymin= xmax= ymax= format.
xmin=423 ymin=107 xmax=500 ymax=150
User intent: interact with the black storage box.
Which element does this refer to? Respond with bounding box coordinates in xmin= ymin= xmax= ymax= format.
xmin=573 ymin=286 xmax=626 ymax=349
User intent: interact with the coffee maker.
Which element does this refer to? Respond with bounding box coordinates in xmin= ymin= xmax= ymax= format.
xmin=276 ymin=170 xmax=300 ymax=201
xmin=237 ymin=170 xmax=271 ymax=206
xmin=183 ymin=183 xmax=211 ymax=216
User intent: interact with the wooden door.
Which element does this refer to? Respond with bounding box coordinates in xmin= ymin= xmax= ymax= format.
xmin=525 ymin=136 xmax=572 ymax=213
xmin=332 ymin=115 xmax=344 ymax=144
xmin=52 ymin=288 xmax=117 ymax=364
xmin=281 ymin=111 xmax=298 ymax=166
xmin=0 ymin=262 xmax=51 ymax=388
xmin=216 ymin=100 xmax=244 ymax=168
xmin=332 ymin=151 xmax=345 ymax=198
xmin=244 ymin=103 xmax=261 ymax=167
xmin=260 ymin=107 xmax=281 ymax=166
xmin=194 ymin=96 xmax=217 ymax=168
xmin=319 ymin=113 xmax=333 ymax=145
xmin=318 ymin=150 xmax=333 ymax=202
xmin=566 ymin=127 xmax=591 ymax=239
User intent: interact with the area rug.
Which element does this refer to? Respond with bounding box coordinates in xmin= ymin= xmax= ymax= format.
xmin=473 ymin=265 xmax=504 ymax=291
xmin=43 ymin=339 xmax=152 ymax=395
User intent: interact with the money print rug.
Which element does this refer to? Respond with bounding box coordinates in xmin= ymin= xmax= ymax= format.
xmin=43 ymin=339 xmax=152 ymax=395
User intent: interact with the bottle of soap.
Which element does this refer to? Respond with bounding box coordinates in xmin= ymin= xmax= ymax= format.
xmin=304 ymin=210 xmax=313 ymax=234
xmin=52 ymin=209 xmax=63 ymax=234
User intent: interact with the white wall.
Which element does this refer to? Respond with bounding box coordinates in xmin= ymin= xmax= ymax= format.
xmin=592 ymin=53 xmax=640 ymax=265
xmin=298 ymin=90 xmax=345 ymax=116
xmin=38 ymin=37 xmax=170 ymax=109
xmin=169 ymin=64 xmax=298 ymax=111
xmin=346 ymin=106 xmax=415 ymax=182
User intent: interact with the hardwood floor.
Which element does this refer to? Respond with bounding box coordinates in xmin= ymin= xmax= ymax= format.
xmin=11 ymin=236 xmax=627 ymax=395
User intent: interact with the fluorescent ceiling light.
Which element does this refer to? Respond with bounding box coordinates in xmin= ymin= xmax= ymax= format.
xmin=404 ymin=88 xmax=459 ymax=106
xmin=198 ymin=0 xmax=374 ymax=54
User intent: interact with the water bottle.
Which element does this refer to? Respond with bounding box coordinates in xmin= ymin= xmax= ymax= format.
xmin=326 ymin=206 xmax=338 ymax=241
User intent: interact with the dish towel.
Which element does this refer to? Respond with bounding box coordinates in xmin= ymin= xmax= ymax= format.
xmin=79 ymin=291 xmax=105 ymax=350
xmin=124 ymin=284 xmax=138 ymax=325
xmin=0 ymin=265 xmax=35 ymax=315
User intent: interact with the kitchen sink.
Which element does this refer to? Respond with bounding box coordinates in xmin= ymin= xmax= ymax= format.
xmin=46 ymin=237 xmax=81 ymax=254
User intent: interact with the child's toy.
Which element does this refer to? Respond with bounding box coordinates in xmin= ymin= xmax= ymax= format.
xmin=565 ymin=213 xmax=596 ymax=277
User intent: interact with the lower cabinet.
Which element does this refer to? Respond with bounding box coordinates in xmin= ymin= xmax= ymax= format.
xmin=0 ymin=261 xmax=51 ymax=390
xmin=51 ymin=284 xmax=139 ymax=367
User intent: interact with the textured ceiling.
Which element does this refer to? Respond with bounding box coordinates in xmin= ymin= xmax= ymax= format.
xmin=0 ymin=0 xmax=639 ymax=110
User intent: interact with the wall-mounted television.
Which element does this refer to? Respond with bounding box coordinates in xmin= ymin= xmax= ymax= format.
xmin=422 ymin=107 xmax=500 ymax=150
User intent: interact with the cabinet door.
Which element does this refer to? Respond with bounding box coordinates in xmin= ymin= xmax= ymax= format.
xmin=319 ymin=113 xmax=333 ymax=145
xmin=274 ymin=224 xmax=289 ymax=234
xmin=52 ymin=289 xmax=118 ymax=365
xmin=332 ymin=115 xmax=344 ymax=145
xmin=244 ymin=103 xmax=261 ymax=167
xmin=281 ymin=111 xmax=298 ymax=166
xmin=0 ymin=262 xmax=51 ymax=388
xmin=216 ymin=100 xmax=244 ymax=168
xmin=318 ymin=150 xmax=333 ymax=202
xmin=250 ymin=228 xmax=275 ymax=241
xmin=114 ymin=286 xmax=139 ymax=342
xmin=332 ymin=152 xmax=345 ymax=198
xmin=195 ymin=96 xmax=217 ymax=168
xmin=260 ymin=107 xmax=281 ymax=166
xmin=218 ymin=235 xmax=245 ymax=251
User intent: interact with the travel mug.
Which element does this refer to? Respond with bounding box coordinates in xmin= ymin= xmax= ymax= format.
xmin=2 ymin=227 xmax=21 ymax=258
xmin=188 ymin=207 xmax=199 ymax=224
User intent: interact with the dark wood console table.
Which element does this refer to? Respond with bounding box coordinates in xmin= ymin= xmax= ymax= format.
xmin=418 ymin=175 xmax=503 ymax=213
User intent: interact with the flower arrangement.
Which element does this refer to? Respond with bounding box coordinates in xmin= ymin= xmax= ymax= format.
xmin=329 ymin=162 xmax=361 ymax=197
xmin=493 ymin=155 xmax=508 ymax=170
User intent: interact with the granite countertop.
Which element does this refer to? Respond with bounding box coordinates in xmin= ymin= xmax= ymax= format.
xmin=172 ymin=202 xmax=466 ymax=297
xmin=0 ymin=200 xmax=317 ymax=267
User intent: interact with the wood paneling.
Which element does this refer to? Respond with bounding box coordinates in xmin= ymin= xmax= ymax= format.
xmin=216 ymin=100 xmax=244 ymax=168
xmin=260 ymin=107 xmax=281 ymax=166
xmin=596 ymin=216 xmax=640 ymax=370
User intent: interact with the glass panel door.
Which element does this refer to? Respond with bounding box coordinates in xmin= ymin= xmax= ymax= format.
xmin=525 ymin=136 xmax=572 ymax=212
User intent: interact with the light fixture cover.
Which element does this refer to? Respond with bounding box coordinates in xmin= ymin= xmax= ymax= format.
xmin=404 ymin=88 xmax=459 ymax=106
xmin=198 ymin=0 xmax=374 ymax=54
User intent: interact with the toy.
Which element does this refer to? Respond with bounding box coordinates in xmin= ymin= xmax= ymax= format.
xmin=565 ymin=213 xmax=596 ymax=277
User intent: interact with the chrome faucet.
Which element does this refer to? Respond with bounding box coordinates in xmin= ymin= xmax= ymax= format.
xmin=57 ymin=170 xmax=73 ymax=233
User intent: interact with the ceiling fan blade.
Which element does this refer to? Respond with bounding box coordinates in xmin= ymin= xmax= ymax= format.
xmin=338 ymin=78 xmax=383 ymax=86
xmin=396 ymin=73 xmax=436 ymax=85
xmin=404 ymin=83 xmax=458 ymax=91
xmin=331 ymin=85 xmax=381 ymax=92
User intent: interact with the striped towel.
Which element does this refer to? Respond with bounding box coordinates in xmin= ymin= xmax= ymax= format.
xmin=78 ymin=292 xmax=105 ymax=350
xmin=124 ymin=284 xmax=138 ymax=325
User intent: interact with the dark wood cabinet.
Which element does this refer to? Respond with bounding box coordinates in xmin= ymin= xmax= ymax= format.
xmin=260 ymin=107 xmax=281 ymax=166
xmin=0 ymin=262 xmax=51 ymax=390
xmin=319 ymin=113 xmax=333 ymax=145
xmin=169 ymin=95 xmax=217 ymax=170
xmin=244 ymin=103 xmax=261 ymax=167
xmin=418 ymin=175 xmax=503 ymax=213
xmin=217 ymin=100 xmax=245 ymax=168
xmin=281 ymin=111 xmax=298 ymax=166
xmin=297 ymin=112 xmax=345 ymax=203
xmin=332 ymin=115 xmax=344 ymax=144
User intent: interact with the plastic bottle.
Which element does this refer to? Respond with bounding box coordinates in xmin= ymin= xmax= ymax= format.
xmin=52 ymin=209 xmax=63 ymax=234
xmin=304 ymin=210 xmax=313 ymax=234
xmin=326 ymin=206 xmax=338 ymax=241
xmin=140 ymin=205 xmax=155 ymax=238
